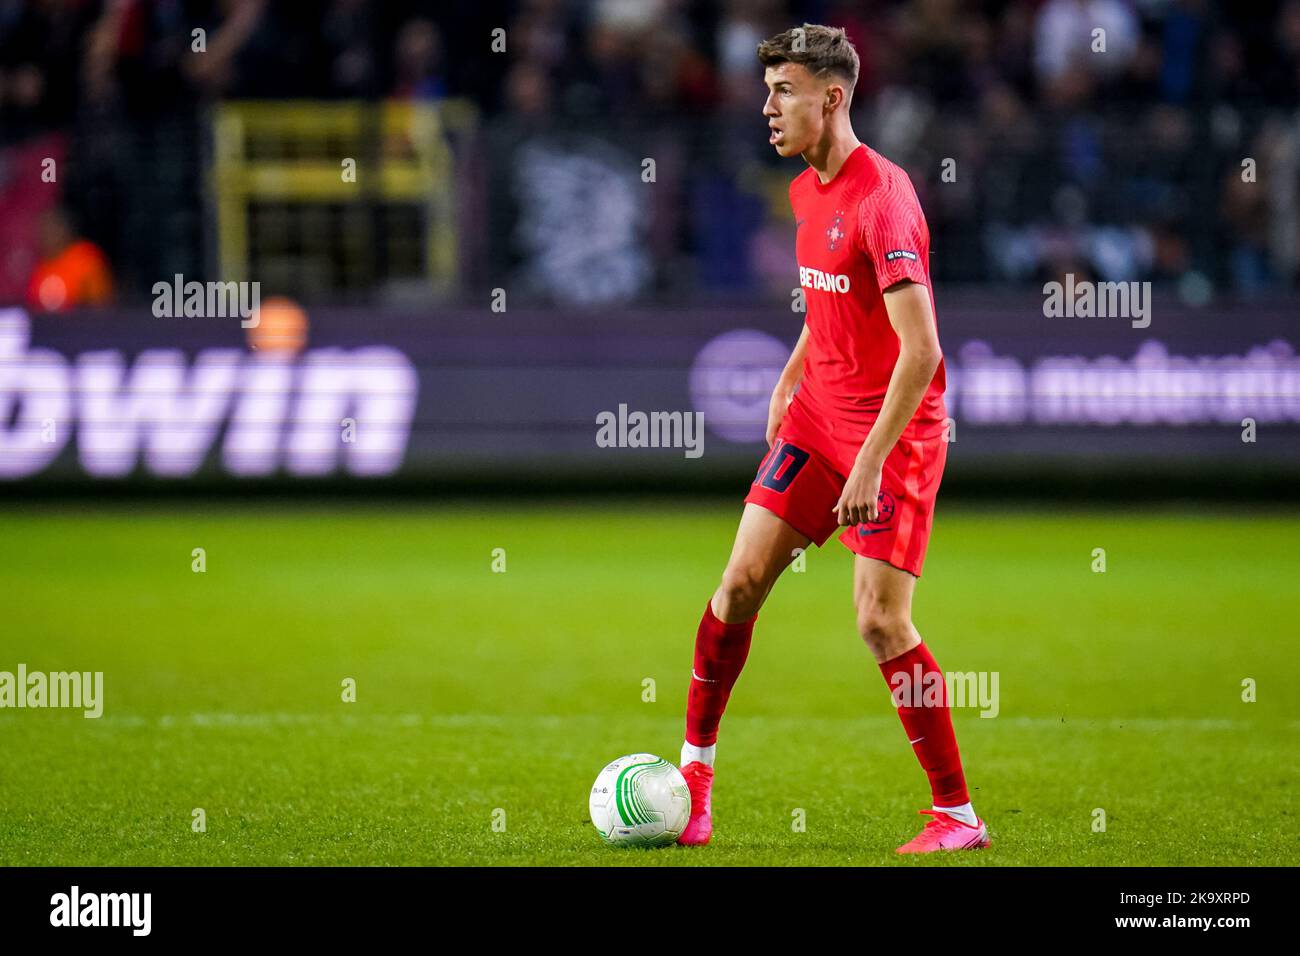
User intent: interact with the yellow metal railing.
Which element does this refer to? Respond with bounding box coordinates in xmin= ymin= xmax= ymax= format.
xmin=210 ymin=99 xmax=476 ymax=296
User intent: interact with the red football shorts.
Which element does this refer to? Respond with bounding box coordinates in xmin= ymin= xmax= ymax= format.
xmin=742 ymin=395 xmax=948 ymax=577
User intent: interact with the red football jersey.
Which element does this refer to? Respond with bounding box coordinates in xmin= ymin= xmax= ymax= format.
xmin=789 ymin=143 xmax=947 ymax=444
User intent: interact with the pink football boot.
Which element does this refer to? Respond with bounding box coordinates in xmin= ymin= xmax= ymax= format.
xmin=677 ymin=761 xmax=714 ymax=845
xmin=896 ymin=809 xmax=990 ymax=854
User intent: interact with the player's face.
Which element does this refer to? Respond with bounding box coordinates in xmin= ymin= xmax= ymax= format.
xmin=762 ymin=63 xmax=827 ymax=157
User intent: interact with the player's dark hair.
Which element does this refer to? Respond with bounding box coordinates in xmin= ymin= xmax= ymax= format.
xmin=757 ymin=23 xmax=860 ymax=104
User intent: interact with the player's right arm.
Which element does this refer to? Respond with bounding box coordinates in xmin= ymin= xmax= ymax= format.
xmin=766 ymin=323 xmax=810 ymax=447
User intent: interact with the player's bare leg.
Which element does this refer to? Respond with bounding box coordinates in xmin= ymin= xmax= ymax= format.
xmin=712 ymin=502 xmax=811 ymax=622
xmin=677 ymin=503 xmax=811 ymax=845
xmin=853 ymin=555 xmax=988 ymax=852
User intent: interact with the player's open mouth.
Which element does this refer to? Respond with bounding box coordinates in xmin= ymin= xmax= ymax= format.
xmin=769 ymin=128 xmax=783 ymax=145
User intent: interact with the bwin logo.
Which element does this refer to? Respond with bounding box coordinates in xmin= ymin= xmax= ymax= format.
xmin=50 ymin=886 xmax=151 ymax=936
xmin=0 ymin=309 xmax=419 ymax=480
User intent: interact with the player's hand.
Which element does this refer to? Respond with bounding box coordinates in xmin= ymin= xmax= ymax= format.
xmin=833 ymin=459 xmax=882 ymax=527
xmin=766 ymin=383 xmax=796 ymax=447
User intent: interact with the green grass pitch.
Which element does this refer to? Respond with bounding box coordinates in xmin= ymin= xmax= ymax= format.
xmin=0 ymin=501 xmax=1296 ymax=866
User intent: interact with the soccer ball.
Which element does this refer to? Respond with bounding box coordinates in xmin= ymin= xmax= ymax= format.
xmin=588 ymin=753 xmax=691 ymax=847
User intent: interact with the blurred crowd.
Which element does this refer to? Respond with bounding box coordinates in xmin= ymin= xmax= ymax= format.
xmin=1 ymin=0 xmax=1297 ymax=306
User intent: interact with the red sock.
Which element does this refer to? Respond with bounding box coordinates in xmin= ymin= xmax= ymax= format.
xmin=684 ymin=599 xmax=756 ymax=747
xmin=878 ymin=641 xmax=970 ymax=807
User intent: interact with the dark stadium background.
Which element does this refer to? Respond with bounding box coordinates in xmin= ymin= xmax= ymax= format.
xmin=2 ymin=0 xmax=1297 ymax=497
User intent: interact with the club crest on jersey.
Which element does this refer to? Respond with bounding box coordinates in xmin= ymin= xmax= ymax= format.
xmin=826 ymin=211 xmax=846 ymax=250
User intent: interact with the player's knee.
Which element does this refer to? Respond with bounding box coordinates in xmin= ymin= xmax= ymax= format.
xmin=715 ymin=563 xmax=769 ymax=622
xmin=856 ymin=601 xmax=911 ymax=652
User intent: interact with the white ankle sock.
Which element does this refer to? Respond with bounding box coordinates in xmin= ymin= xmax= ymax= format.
xmin=681 ymin=741 xmax=716 ymax=768
xmin=933 ymin=802 xmax=977 ymax=827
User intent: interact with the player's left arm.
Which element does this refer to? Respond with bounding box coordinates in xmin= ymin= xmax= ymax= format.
xmin=832 ymin=280 xmax=941 ymax=526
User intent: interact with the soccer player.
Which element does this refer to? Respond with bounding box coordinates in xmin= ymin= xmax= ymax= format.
xmin=677 ymin=24 xmax=987 ymax=854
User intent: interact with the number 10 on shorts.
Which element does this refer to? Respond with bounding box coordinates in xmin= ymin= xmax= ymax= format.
xmin=755 ymin=438 xmax=811 ymax=493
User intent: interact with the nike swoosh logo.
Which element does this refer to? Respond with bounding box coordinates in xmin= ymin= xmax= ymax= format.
xmin=908 ymin=736 xmax=926 ymax=744
xmin=857 ymin=527 xmax=889 ymax=536
xmin=692 ymin=669 xmax=718 ymax=683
